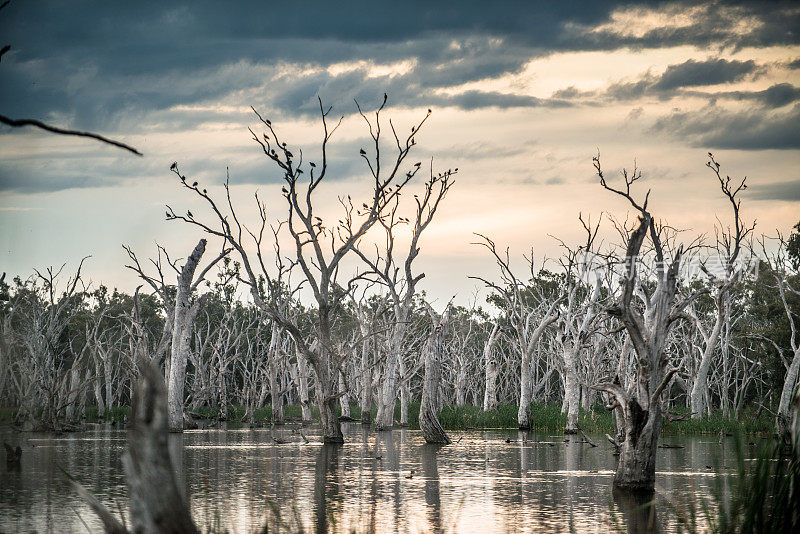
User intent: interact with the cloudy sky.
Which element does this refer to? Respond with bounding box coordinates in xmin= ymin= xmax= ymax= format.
xmin=1 ymin=0 xmax=798 ymax=305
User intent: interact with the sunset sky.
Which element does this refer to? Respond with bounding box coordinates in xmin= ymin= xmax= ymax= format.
xmin=1 ymin=1 xmax=798 ymax=306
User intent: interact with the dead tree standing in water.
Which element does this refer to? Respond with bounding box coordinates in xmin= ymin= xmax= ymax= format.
xmin=419 ymin=306 xmax=451 ymax=444
xmin=592 ymin=155 xmax=704 ymax=492
xmin=354 ymin=163 xmax=454 ymax=430
xmin=167 ymin=96 xmax=431 ymax=442
xmin=125 ymin=241 xmax=230 ymax=431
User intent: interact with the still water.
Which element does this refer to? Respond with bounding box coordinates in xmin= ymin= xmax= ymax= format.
xmin=1 ymin=423 xmax=738 ymax=533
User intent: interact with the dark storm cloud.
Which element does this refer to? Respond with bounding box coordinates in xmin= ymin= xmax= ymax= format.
xmin=651 ymin=104 xmax=800 ymax=150
xmin=653 ymin=58 xmax=758 ymax=90
xmin=570 ymin=1 xmax=800 ymax=51
xmin=695 ymin=83 xmax=800 ymax=109
xmin=558 ymin=58 xmax=793 ymax=110
xmin=1 ymin=0 xmax=798 ymax=193
xmin=749 ymin=180 xmax=800 ymax=201
xmin=1 ymin=0 xmax=797 ymax=127
xmin=603 ymin=58 xmax=761 ymax=101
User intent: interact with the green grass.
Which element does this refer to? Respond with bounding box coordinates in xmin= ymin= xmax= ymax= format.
xmin=660 ymin=407 xmax=773 ymax=435
xmin=84 ymin=406 xmax=130 ymax=424
xmin=0 ymin=402 xmax=774 ymax=435
xmin=436 ymin=402 xmax=614 ymax=432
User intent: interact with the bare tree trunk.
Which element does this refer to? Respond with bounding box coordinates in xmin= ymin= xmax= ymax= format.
xmin=778 ymin=347 xmax=800 ymax=434
xmin=419 ymin=311 xmax=451 ymax=445
xmin=690 ymin=303 xmax=724 ymax=418
xmin=339 ymin=370 xmax=351 ymax=419
xmin=313 ymin=353 xmax=344 ymax=443
xmin=360 ymin=334 xmax=372 ymax=424
xmin=295 ymin=346 xmax=313 ymax=423
xmin=93 ymin=356 xmax=106 ymax=419
xmin=104 ymin=354 xmax=114 ymax=414
xmin=268 ymin=322 xmax=284 ymax=424
xmin=399 ymin=357 xmax=409 ymax=426
xmin=518 ymin=351 xmax=533 ymax=430
xmin=167 ymin=239 xmax=206 ymax=432
xmin=563 ymin=346 xmax=580 ymax=434
xmin=375 ymin=326 xmax=405 ymax=430
xmin=483 ymin=324 xmax=501 ymax=411
xmin=66 ymin=365 xmax=82 ymax=424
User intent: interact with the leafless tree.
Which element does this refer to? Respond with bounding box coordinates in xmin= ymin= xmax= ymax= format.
xmin=166 ymin=96 xmax=432 ymax=442
xmin=471 ymin=235 xmax=562 ymax=429
xmin=353 ymin=159 xmax=454 ymax=429
xmin=591 ymin=155 xmax=704 ymax=492
xmin=687 ymin=154 xmax=755 ymax=418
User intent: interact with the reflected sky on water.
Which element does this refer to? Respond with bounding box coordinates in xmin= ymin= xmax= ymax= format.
xmin=1 ymin=423 xmax=749 ymax=533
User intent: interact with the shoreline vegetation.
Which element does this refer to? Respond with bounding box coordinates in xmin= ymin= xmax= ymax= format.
xmin=0 ymin=402 xmax=774 ymax=436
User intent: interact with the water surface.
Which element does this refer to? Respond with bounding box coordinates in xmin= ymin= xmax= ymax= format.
xmin=1 ymin=423 xmax=743 ymax=532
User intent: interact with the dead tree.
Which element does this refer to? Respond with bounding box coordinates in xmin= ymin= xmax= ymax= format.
xmin=762 ymin=233 xmax=800 ymax=435
xmin=688 ymin=154 xmax=754 ymax=418
xmin=167 ymin=96 xmax=431 ymax=442
xmin=471 ymin=235 xmax=562 ymax=429
xmin=75 ymin=362 xmax=198 ymax=533
xmin=419 ymin=305 xmax=451 ymax=444
xmin=551 ymin=214 xmax=606 ymax=433
xmin=482 ymin=322 xmax=502 ymax=411
xmin=125 ymin=241 xmax=230 ymax=431
xmin=353 ymin=161 xmax=454 ymax=430
xmin=592 ymin=155 xmax=704 ymax=492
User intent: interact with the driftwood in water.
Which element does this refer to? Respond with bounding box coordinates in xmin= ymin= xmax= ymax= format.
xmin=575 ymin=424 xmax=597 ymax=447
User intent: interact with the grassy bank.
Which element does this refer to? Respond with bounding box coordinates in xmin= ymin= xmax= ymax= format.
xmin=1 ymin=402 xmax=774 ymax=435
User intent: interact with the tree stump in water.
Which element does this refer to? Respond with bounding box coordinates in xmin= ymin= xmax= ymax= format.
xmin=124 ymin=363 xmax=199 ymax=533
xmin=76 ymin=362 xmax=199 ymax=533
xmin=419 ymin=308 xmax=451 ymax=445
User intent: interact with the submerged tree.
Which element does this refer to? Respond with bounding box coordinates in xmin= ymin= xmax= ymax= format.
xmin=353 ymin=160 xmax=454 ymax=430
xmin=592 ymin=156 xmax=705 ymax=492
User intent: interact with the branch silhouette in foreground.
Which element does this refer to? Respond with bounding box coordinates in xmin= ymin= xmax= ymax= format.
xmin=0 ymin=114 xmax=142 ymax=156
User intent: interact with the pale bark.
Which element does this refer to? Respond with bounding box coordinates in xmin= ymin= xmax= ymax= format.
xmin=517 ymin=310 xmax=559 ymax=429
xmin=167 ymin=239 xmax=206 ymax=432
xmin=338 ymin=370 xmax=351 ymax=418
xmin=689 ymin=294 xmax=726 ymax=417
xmin=419 ymin=311 xmax=451 ymax=445
xmin=594 ymin=155 xmax=702 ymax=493
xmin=124 ymin=363 xmax=198 ymax=533
xmin=294 ymin=344 xmax=313 ymax=423
xmin=359 ymin=330 xmax=373 ymax=424
xmin=374 ymin=323 xmax=406 ymax=430
xmin=268 ymin=322 xmax=284 ymax=424
xmin=483 ymin=323 xmax=501 ymax=411
xmin=563 ymin=346 xmax=580 ymax=434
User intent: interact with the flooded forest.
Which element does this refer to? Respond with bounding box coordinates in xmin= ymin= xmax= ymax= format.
xmin=1 ymin=102 xmax=798 ymax=533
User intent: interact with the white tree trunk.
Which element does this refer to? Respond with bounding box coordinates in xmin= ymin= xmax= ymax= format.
xmin=778 ymin=347 xmax=800 ymax=433
xmin=359 ymin=334 xmax=372 ymax=424
xmin=689 ymin=301 xmax=725 ymax=418
xmin=167 ymin=239 xmax=206 ymax=432
xmin=374 ymin=323 xmax=406 ymax=430
xmin=338 ymin=370 xmax=351 ymax=418
xmin=295 ymin=344 xmax=313 ymax=423
xmin=420 ymin=314 xmax=451 ymax=445
xmin=563 ymin=346 xmax=580 ymax=434
xmin=483 ymin=324 xmax=501 ymax=411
